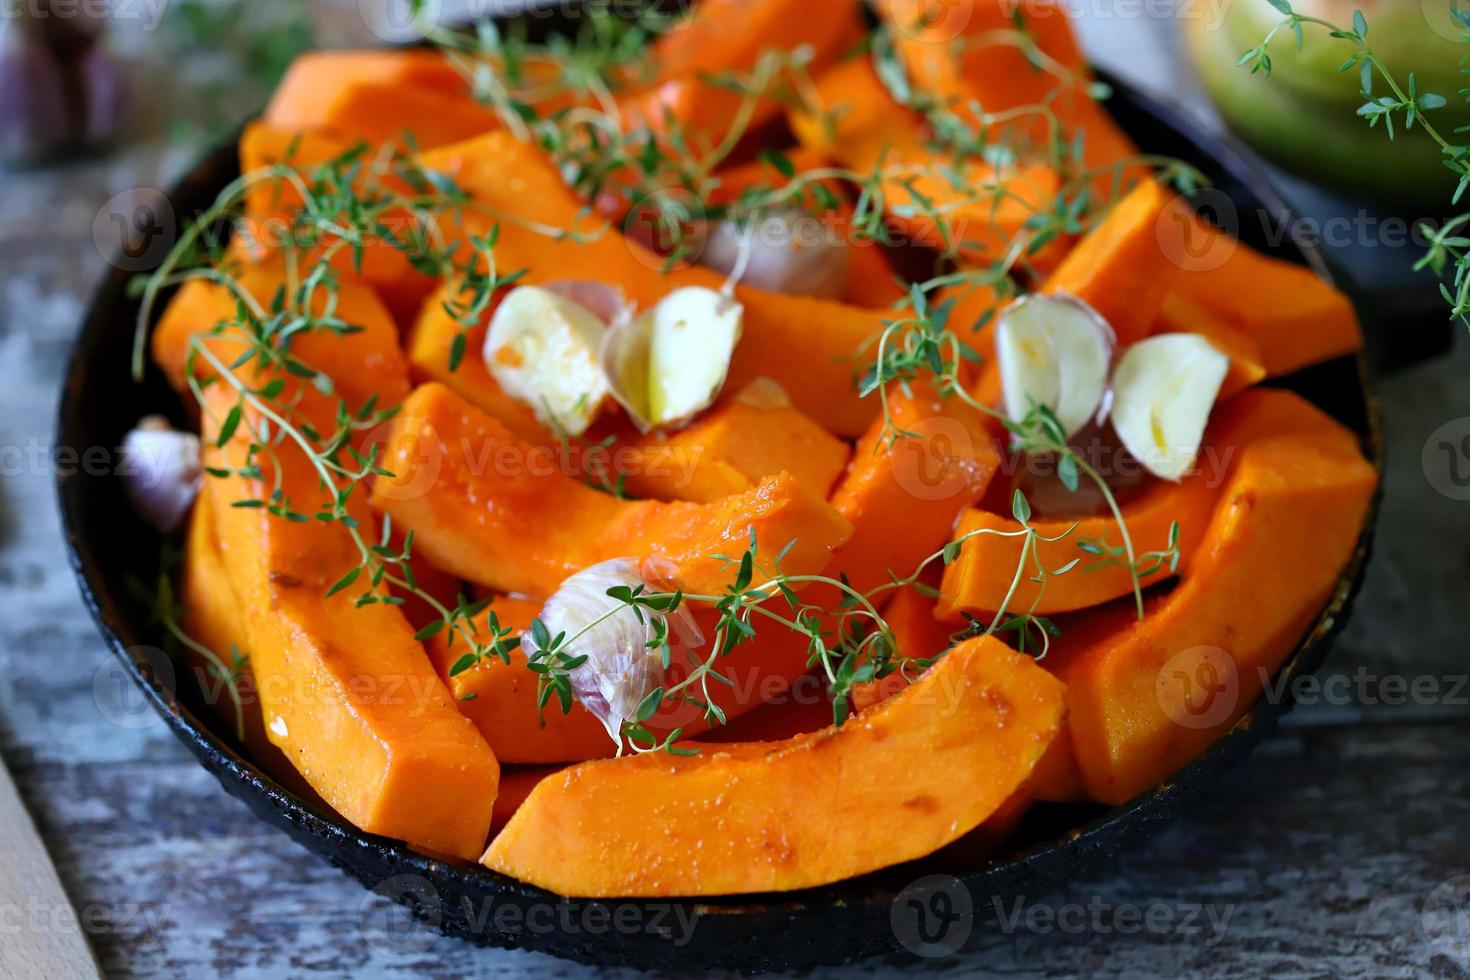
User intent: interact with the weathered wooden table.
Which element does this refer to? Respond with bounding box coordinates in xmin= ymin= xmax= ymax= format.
xmin=2 ymin=10 xmax=1467 ymax=978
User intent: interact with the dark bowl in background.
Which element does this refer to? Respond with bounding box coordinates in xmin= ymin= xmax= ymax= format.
xmin=55 ymin=43 xmax=1382 ymax=973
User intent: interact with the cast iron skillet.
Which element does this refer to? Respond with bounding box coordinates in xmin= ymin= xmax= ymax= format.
xmin=56 ymin=31 xmax=1382 ymax=974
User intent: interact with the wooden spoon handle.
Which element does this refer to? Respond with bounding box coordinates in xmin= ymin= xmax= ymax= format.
xmin=0 ymin=755 xmax=102 ymax=980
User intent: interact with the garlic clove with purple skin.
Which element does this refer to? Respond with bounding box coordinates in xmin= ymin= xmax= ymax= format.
xmin=121 ymin=416 xmax=203 ymax=534
xmin=700 ymin=208 xmax=850 ymax=300
xmin=76 ymin=43 xmax=131 ymax=148
xmin=0 ymin=18 xmax=70 ymax=166
xmin=541 ymin=280 xmax=633 ymax=332
xmin=522 ymin=558 xmax=704 ymax=746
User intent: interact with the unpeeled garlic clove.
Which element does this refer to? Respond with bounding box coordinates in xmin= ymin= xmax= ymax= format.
xmin=483 ymin=285 xmax=613 ymax=437
xmin=700 ymin=208 xmax=850 ymax=300
xmin=0 ymin=19 xmax=69 ymax=165
xmin=603 ymin=286 xmax=743 ymax=432
xmin=996 ymin=293 xmax=1115 ymax=438
xmin=121 ymin=416 xmax=202 ymax=534
xmin=541 ymin=279 xmax=632 ymax=330
xmin=1108 ymin=333 xmax=1230 ymax=482
xmin=522 ymin=558 xmax=704 ymax=745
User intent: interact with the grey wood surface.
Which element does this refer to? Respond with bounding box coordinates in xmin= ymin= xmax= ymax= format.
xmin=1 ymin=7 xmax=1467 ymax=978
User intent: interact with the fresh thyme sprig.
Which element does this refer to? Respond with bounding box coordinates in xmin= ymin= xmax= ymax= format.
xmin=1243 ymin=1 xmax=1470 ymax=330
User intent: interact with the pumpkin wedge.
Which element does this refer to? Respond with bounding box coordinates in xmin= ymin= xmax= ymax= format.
xmin=417 ymin=132 xmax=887 ymax=437
xmin=182 ymin=494 xmax=280 ymax=771
xmin=483 ymin=635 xmax=1066 ymax=896
xmin=436 ymin=598 xmax=829 ymax=763
xmin=405 ymin=283 xmax=554 ymax=445
xmin=623 ymin=379 xmax=851 ymax=503
xmin=1042 ymin=179 xmax=1189 ymax=345
xmin=202 ymin=390 xmax=500 ymax=860
xmin=873 ymin=0 xmax=1142 ymax=198
xmin=938 ymin=471 xmax=1221 ymax=618
xmin=631 ymin=0 xmax=863 ymax=140
xmin=851 ymin=573 xmax=956 ymax=712
xmin=1165 ymin=217 xmax=1363 ymax=375
xmin=316 ymin=81 xmax=499 ymax=151
xmin=444 ymin=605 xmax=830 ymax=763
xmin=370 ymin=382 xmax=853 ymax=598
xmin=264 ymin=50 xmax=466 ymax=130
xmin=789 ymin=56 xmax=1065 ymax=267
xmin=1041 ymin=389 xmax=1375 ymax=805
xmin=151 ymin=259 xmax=410 ymax=416
xmin=827 ymin=380 xmax=1002 ymax=596
xmin=237 ymin=122 xmax=438 ymax=327
xmin=1154 ymin=291 xmax=1269 ymax=399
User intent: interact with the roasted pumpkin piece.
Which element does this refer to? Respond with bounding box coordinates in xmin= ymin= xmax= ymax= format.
xmin=428 ymin=597 xmax=615 ymax=764
xmin=151 ymin=258 xmax=410 ymax=416
xmin=482 ymin=635 xmax=1066 ymax=896
xmin=628 ymin=0 xmax=864 ymax=140
xmin=1042 ymin=179 xmax=1189 ymax=345
xmin=405 ymin=283 xmax=555 ymax=445
xmin=182 ymin=494 xmax=280 ymax=769
xmin=827 ymin=380 xmax=1002 ymax=597
xmin=790 ymin=56 xmax=1066 ymax=267
xmin=1029 ymin=730 xmax=1088 ymax=803
xmin=1041 ymin=389 xmax=1375 ymax=805
xmin=202 ymin=391 xmax=500 ymax=860
xmin=1165 ymin=217 xmax=1363 ymax=375
xmin=370 ymin=383 xmax=853 ymax=598
xmin=236 ymin=122 xmax=438 ymax=327
xmin=316 ymin=81 xmax=499 ymax=151
xmin=1154 ymin=291 xmax=1269 ymax=399
xmin=491 ymin=766 xmax=562 ymax=834
xmin=436 ymin=597 xmax=833 ymax=763
xmin=263 ymin=50 xmax=467 ymax=131
xmin=623 ymin=379 xmax=851 ymax=503
xmin=850 ymin=573 xmax=956 ymax=712
xmin=788 ymin=54 xmax=927 ymax=167
xmin=417 ymin=132 xmax=886 ymax=437
xmin=873 ymin=0 xmax=1141 ymax=196
xmin=938 ymin=472 xmax=1220 ymax=618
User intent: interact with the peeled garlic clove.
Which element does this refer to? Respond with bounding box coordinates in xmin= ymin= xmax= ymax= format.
xmin=121 ymin=416 xmax=202 ymax=533
xmin=483 ymin=285 xmax=612 ymax=437
xmin=647 ymin=287 xmax=743 ymax=428
xmin=522 ymin=558 xmax=704 ymax=745
xmin=996 ymin=293 xmax=1114 ymax=438
xmin=602 ymin=286 xmax=744 ymax=432
xmin=601 ymin=308 xmax=654 ymax=431
xmin=700 ymin=209 xmax=850 ymax=300
xmin=1109 ymin=334 xmax=1230 ymax=482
